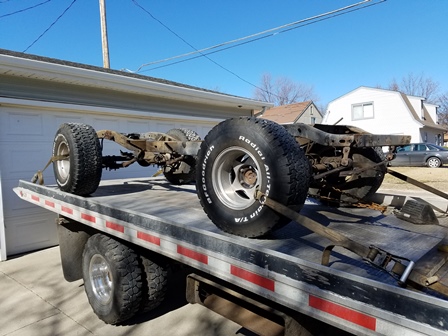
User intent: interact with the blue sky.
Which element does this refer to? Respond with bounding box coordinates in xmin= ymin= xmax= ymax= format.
xmin=1 ymin=0 xmax=447 ymax=107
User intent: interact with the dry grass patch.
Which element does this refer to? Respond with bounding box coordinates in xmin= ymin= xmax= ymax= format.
xmin=381 ymin=166 xmax=448 ymax=192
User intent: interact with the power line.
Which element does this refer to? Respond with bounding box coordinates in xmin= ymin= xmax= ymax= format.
xmin=131 ymin=0 xmax=262 ymax=91
xmin=134 ymin=0 xmax=384 ymax=73
xmin=0 ymin=0 xmax=52 ymax=19
xmin=131 ymin=0 xmax=386 ymax=101
xmin=131 ymin=0 xmax=197 ymax=54
xmin=23 ymin=0 xmax=78 ymax=53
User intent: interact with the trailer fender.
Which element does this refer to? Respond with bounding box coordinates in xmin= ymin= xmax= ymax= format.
xmin=57 ymin=217 xmax=92 ymax=282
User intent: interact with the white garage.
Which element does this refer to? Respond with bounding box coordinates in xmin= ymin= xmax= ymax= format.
xmin=0 ymin=49 xmax=270 ymax=260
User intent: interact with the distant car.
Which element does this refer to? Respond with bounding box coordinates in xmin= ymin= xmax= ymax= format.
xmin=390 ymin=143 xmax=448 ymax=168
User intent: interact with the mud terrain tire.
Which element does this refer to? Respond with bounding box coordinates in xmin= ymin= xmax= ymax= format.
xmin=139 ymin=253 xmax=169 ymax=313
xmin=53 ymin=123 xmax=102 ymax=196
xmin=82 ymin=234 xmax=143 ymax=324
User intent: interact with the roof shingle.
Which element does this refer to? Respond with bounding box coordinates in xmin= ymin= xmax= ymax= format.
xmin=260 ymin=101 xmax=312 ymax=124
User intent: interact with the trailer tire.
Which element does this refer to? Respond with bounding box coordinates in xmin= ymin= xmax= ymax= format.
xmin=163 ymin=128 xmax=200 ymax=185
xmin=196 ymin=117 xmax=310 ymax=237
xmin=139 ymin=254 xmax=169 ymax=313
xmin=316 ymin=147 xmax=386 ymax=203
xmin=82 ymin=234 xmax=143 ymax=324
xmin=53 ymin=123 xmax=102 ymax=196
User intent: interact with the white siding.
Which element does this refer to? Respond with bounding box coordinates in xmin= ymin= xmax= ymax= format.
xmin=425 ymin=103 xmax=438 ymax=123
xmin=407 ymin=96 xmax=424 ymax=119
xmin=324 ymin=87 xmax=423 ymax=141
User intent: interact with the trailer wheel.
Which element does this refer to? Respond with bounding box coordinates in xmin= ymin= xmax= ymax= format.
xmin=316 ymin=147 xmax=386 ymax=203
xmin=82 ymin=234 xmax=143 ymax=324
xmin=53 ymin=123 xmax=102 ymax=196
xmin=196 ymin=117 xmax=310 ymax=237
xmin=163 ymin=128 xmax=201 ymax=185
xmin=139 ymin=254 xmax=169 ymax=313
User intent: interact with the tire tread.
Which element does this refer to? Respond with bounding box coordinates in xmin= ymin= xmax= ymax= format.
xmin=82 ymin=234 xmax=142 ymax=324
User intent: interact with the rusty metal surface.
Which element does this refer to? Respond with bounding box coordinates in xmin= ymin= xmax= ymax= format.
xmin=97 ymin=129 xmax=201 ymax=156
xmin=97 ymin=129 xmax=143 ymax=152
xmin=284 ymin=123 xmax=411 ymax=147
xmin=145 ymin=141 xmax=202 ymax=156
xmin=186 ymin=274 xmax=287 ymax=336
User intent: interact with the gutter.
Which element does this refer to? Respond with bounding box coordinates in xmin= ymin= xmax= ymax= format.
xmin=0 ymin=52 xmax=273 ymax=111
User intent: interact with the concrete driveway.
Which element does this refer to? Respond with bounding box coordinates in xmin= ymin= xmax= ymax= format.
xmin=0 ymin=246 xmax=243 ymax=336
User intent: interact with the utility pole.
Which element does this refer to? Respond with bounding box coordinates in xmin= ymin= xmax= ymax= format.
xmin=99 ymin=0 xmax=110 ymax=68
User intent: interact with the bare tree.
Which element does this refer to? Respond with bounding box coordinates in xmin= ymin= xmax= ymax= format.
xmin=387 ymin=73 xmax=448 ymax=127
xmin=253 ymin=73 xmax=318 ymax=106
xmin=437 ymin=91 xmax=448 ymax=126
xmin=388 ymin=73 xmax=440 ymax=103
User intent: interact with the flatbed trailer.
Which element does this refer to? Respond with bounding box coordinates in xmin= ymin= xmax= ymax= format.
xmin=14 ymin=177 xmax=448 ymax=336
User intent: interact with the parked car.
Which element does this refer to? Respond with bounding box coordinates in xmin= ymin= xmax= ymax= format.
xmin=390 ymin=143 xmax=448 ymax=168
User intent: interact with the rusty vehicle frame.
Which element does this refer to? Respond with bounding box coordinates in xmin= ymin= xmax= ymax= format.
xmin=48 ymin=117 xmax=417 ymax=240
xmin=97 ymin=123 xmax=409 ymax=176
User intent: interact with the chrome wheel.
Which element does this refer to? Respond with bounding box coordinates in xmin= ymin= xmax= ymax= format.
xmin=196 ymin=117 xmax=310 ymax=237
xmin=89 ymin=254 xmax=113 ymax=305
xmin=54 ymin=135 xmax=70 ymax=184
xmin=427 ymin=157 xmax=441 ymax=168
xmin=212 ymin=146 xmax=262 ymax=210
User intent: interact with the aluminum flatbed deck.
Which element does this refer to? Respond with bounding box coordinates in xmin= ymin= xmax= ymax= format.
xmin=14 ymin=178 xmax=448 ymax=335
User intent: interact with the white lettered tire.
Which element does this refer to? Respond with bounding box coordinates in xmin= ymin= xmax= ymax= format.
xmin=196 ymin=117 xmax=310 ymax=237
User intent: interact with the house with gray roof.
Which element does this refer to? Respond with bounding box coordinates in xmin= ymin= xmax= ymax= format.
xmin=323 ymin=86 xmax=446 ymax=145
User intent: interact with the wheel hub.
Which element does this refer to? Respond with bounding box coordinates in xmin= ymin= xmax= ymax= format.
xmin=90 ymin=254 xmax=113 ymax=304
xmin=212 ymin=147 xmax=263 ymax=210
xmin=239 ymin=166 xmax=258 ymax=188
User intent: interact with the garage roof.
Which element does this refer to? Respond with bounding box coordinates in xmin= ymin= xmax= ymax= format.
xmin=0 ymin=48 xmax=272 ymax=111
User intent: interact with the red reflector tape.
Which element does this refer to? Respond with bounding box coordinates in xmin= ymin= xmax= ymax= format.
xmin=230 ymin=265 xmax=275 ymax=292
xmin=31 ymin=195 xmax=39 ymax=202
xmin=177 ymin=246 xmax=208 ymax=264
xmin=61 ymin=206 xmax=73 ymax=215
xmin=106 ymin=221 xmax=124 ymax=233
xmin=45 ymin=200 xmax=55 ymax=208
xmin=81 ymin=213 xmax=96 ymax=223
xmin=137 ymin=231 xmax=161 ymax=246
xmin=309 ymin=295 xmax=376 ymax=331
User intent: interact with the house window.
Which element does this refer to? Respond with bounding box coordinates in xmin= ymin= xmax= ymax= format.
xmin=310 ymin=106 xmax=314 ymax=115
xmin=311 ymin=117 xmax=316 ymax=124
xmin=352 ymin=102 xmax=374 ymax=120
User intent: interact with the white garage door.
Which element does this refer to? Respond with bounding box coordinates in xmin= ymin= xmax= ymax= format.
xmin=0 ymin=101 xmax=216 ymax=259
